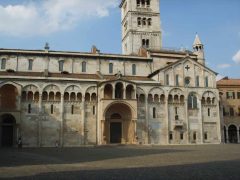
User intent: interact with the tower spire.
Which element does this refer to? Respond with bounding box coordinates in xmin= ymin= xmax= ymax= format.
xmin=193 ymin=33 xmax=205 ymax=65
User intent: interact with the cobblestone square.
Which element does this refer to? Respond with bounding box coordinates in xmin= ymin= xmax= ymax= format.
xmin=0 ymin=144 xmax=239 ymax=179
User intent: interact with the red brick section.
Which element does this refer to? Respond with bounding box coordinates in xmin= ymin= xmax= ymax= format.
xmin=217 ymin=78 xmax=240 ymax=87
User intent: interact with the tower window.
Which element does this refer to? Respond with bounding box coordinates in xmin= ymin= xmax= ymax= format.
xmin=146 ymin=0 xmax=150 ymax=7
xmin=93 ymin=106 xmax=96 ymax=115
xmin=59 ymin=60 xmax=64 ymax=72
xmin=208 ymin=108 xmax=210 ymax=117
xmin=137 ymin=0 xmax=140 ymax=7
xmin=109 ymin=63 xmax=113 ymax=74
xmin=28 ymin=59 xmax=33 ymax=70
xmin=82 ymin=61 xmax=86 ymax=72
xmin=142 ymin=18 xmax=146 ymax=26
xmin=132 ymin=64 xmax=136 ymax=75
xmin=137 ymin=17 xmax=141 ymax=26
xmin=147 ymin=18 xmax=152 ymax=26
xmin=1 ymin=58 xmax=6 ymax=69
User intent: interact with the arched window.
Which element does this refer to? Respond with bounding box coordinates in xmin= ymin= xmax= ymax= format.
xmin=1 ymin=58 xmax=6 ymax=69
xmin=188 ymin=93 xmax=197 ymax=109
xmin=42 ymin=91 xmax=48 ymax=101
xmin=139 ymin=94 xmax=145 ymax=103
xmin=34 ymin=92 xmax=39 ymax=102
xmin=27 ymin=91 xmax=34 ymax=101
xmin=176 ymin=75 xmax=179 ymax=86
xmin=142 ymin=39 xmax=146 ymax=47
xmin=70 ymin=92 xmax=76 ymax=101
xmin=146 ymin=39 xmax=149 ymax=48
xmin=115 ymin=83 xmax=123 ymax=99
xmin=85 ymin=93 xmax=90 ymax=102
xmin=82 ymin=61 xmax=86 ymax=72
xmin=205 ymin=76 xmax=209 ymax=87
xmin=59 ymin=60 xmax=64 ymax=72
xmin=166 ymin=74 xmax=169 ymax=85
xmin=109 ymin=63 xmax=113 ymax=74
xmin=104 ymin=84 xmax=113 ymax=99
xmin=91 ymin=93 xmax=97 ymax=102
xmin=126 ymin=85 xmax=134 ymax=99
xmin=28 ymin=59 xmax=33 ymax=70
xmin=49 ymin=92 xmax=54 ymax=101
xmin=141 ymin=0 xmax=145 ymax=7
xmin=64 ymin=92 xmax=69 ymax=101
xmin=77 ymin=93 xmax=82 ymax=102
xmin=196 ymin=76 xmax=200 ymax=87
xmin=132 ymin=64 xmax=136 ymax=75
xmin=147 ymin=18 xmax=151 ymax=26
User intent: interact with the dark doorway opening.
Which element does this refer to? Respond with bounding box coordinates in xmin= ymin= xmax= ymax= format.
xmin=1 ymin=114 xmax=16 ymax=147
xmin=110 ymin=122 xmax=122 ymax=143
xmin=228 ymin=125 xmax=238 ymax=143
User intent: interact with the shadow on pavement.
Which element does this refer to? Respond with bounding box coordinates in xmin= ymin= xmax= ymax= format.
xmin=0 ymin=146 xmax=189 ymax=167
xmin=4 ymin=159 xmax=240 ymax=180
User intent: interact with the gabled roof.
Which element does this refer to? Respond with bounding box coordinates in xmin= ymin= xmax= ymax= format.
xmin=148 ymin=56 xmax=218 ymax=78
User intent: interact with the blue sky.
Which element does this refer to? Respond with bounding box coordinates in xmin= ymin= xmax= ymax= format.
xmin=0 ymin=0 xmax=239 ymax=79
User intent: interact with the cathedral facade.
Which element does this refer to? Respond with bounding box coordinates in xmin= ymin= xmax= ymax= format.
xmin=0 ymin=0 xmax=221 ymax=147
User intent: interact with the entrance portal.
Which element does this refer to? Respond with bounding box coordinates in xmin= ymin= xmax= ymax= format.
xmin=228 ymin=125 xmax=238 ymax=143
xmin=110 ymin=122 xmax=122 ymax=143
xmin=103 ymin=103 xmax=135 ymax=144
xmin=0 ymin=114 xmax=16 ymax=147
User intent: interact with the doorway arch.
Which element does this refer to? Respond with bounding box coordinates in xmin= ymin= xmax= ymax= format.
xmin=228 ymin=125 xmax=238 ymax=143
xmin=0 ymin=114 xmax=16 ymax=147
xmin=103 ymin=103 xmax=134 ymax=144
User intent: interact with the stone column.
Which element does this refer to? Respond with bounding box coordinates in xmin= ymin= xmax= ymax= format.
xmin=145 ymin=95 xmax=149 ymax=144
xmin=184 ymin=98 xmax=190 ymax=144
xmin=38 ymin=94 xmax=42 ymax=147
xmin=82 ymin=96 xmax=86 ymax=144
xmin=198 ymin=98 xmax=203 ymax=144
xmin=165 ymin=99 xmax=169 ymax=144
xmin=226 ymin=128 xmax=229 ymax=143
xmin=60 ymin=94 xmax=64 ymax=147
xmin=237 ymin=127 xmax=240 ymax=143
xmin=216 ymin=99 xmax=222 ymax=143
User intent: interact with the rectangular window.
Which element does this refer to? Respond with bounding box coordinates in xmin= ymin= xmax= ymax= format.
xmin=82 ymin=62 xmax=86 ymax=72
xmin=223 ymin=107 xmax=226 ymax=116
xmin=166 ymin=74 xmax=169 ymax=85
xmin=93 ymin=106 xmax=96 ymax=115
xmin=28 ymin=104 xmax=31 ymax=114
xmin=28 ymin=59 xmax=33 ymax=70
xmin=175 ymin=107 xmax=178 ymax=115
xmin=204 ymin=132 xmax=208 ymax=140
xmin=196 ymin=76 xmax=199 ymax=87
xmin=180 ymin=133 xmax=184 ymax=140
xmin=109 ymin=63 xmax=113 ymax=74
xmin=230 ymin=107 xmax=234 ymax=116
xmin=51 ymin=104 xmax=54 ymax=114
xmin=59 ymin=61 xmax=64 ymax=71
xmin=176 ymin=75 xmax=179 ymax=86
xmin=208 ymin=108 xmax=210 ymax=117
xmin=193 ymin=132 xmax=197 ymax=140
xmin=169 ymin=133 xmax=173 ymax=140
xmin=71 ymin=105 xmax=74 ymax=114
xmin=132 ymin=64 xmax=136 ymax=75
xmin=153 ymin=107 xmax=156 ymax=118
xmin=227 ymin=92 xmax=235 ymax=99
xmin=237 ymin=92 xmax=240 ymax=99
xmin=1 ymin=58 xmax=6 ymax=69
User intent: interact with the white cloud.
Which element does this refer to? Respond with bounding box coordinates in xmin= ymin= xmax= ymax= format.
xmin=0 ymin=0 xmax=118 ymax=36
xmin=233 ymin=50 xmax=240 ymax=64
xmin=217 ymin=63 xmax=231 ymax=69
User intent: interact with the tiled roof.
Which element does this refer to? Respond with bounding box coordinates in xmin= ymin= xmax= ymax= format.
xmin=217 ymin=78 xmax=240 ymax=86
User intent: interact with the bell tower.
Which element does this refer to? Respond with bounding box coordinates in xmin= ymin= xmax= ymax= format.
xmin=120 ymin=0 xmax=162 ymax=55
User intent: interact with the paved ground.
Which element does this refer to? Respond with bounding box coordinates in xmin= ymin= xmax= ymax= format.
xmin=0 ymin=144 xmax=239 ymax=180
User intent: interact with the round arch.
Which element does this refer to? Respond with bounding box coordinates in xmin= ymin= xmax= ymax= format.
xmin=102 ymin=102 xmax=136 ymax=144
